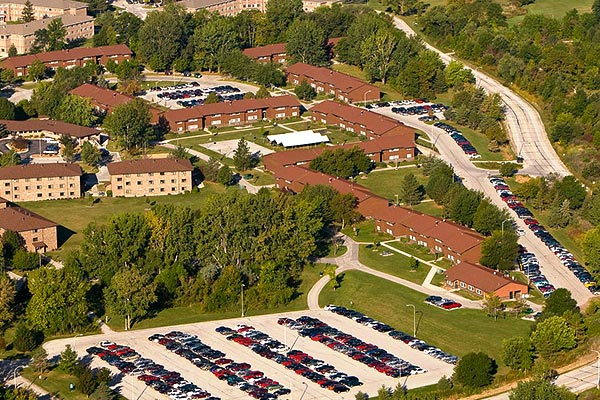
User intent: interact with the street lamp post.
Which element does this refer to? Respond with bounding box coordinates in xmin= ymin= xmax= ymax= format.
xmin=501 ymin=218 xmax=512 ymax=236
xmin=395 ymin=194 xmax=399 ymax=206
xmin=299 ymin=382 xmax=308 ymax=400
xmin=406 ymin=304 xmax=416 ymax=337
xmin=241 ymin=284 xmax=245 ymax=317
xmin=593 ymin=350 xmax=600 ymax=390
xmin=13 ymin=366 xmax=23 ymax=389
xmin=363 ymin=90 xmax=372 ymax=104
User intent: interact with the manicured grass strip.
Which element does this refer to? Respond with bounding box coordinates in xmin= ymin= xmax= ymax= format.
xmin=411 ymin=201 xmax=444 ymax=217
xmin=357 ymin=167 xmax=428 ymax=203
xmin=340 ymin=220 xmax=393 ymax=243
xmin=319 ymin=270 xmax=534 ymax=374
xmin=385 ymin=240 xmax=437 ymax=261
xmin=358 ymin=244 xmax=430 ymax=284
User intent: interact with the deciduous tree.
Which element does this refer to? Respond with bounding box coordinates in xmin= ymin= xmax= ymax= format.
xmin=0 ymin=274 xmax=15 ymax=329
xmin=453 ymin=352 xmax=497 ymax=388
xmin=103 ymin=99 xmax=152 ymax=150
xmin=482 ymin=294 xmax=504 ymax=320
xmin=294 ymin=80 xmax=316 ymax=101
xmin=531 ymin=316 xmax=576 ymax=356
xmin=286 ymin=19 xmax=328 ymax=66
xmin=361 ymin=28 xmax=397 ymax=84
xmin=57 ymin=95 xmax=97 ymax=127
xmin=0 ymin=98 xmax=16 ymax=120
xmin=480 ymin=230 xmax=519 ymax=271
xmin=509 ymin=378 xmax=576 ymax=400
xmin=502 ymin=336 xmax=533 ymax=371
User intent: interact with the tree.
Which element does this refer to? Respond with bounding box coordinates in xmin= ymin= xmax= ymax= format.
xmin=255 ymin=86 xmax=271 ymax=99
xmin=361 ymin=28 xmax=397 ymax=84
xmin=26 ymin=267 xmax=90 ymax=334
xmin=310 ymin=147 xmax=372 ymax=178
xmin=502 ymin=336 xmax=533 ymax=372
xmin=425 ymin=163 xmax=454 ymax=203
xmin=204 ymin=92 xmax=220 ymax=104
xmin=193 ymin=16 xmax=241 ymax=73
xmin=0 ymin=274 xmax=15 ymax=330
xmin=60 ymin=135 xmax=76 ymax=163
xmin=89 ymin=382 xmax=115 ymax=400
xmin=399 ymin=172 xmax=423 ymax=205
xmin=168 ymin=145 xmax=191 ymax=161
xmin=217 ymin=165 xmax=234 ymax=186
xmin=21 ymin=0 xmax=35 ymax=23
xmin=294 ymin=80 xmax=316 ymax=101
xmin=480 ymin=230 xmax=519 ymax=271
xmin=445 ymin=60 xmax=475 ymax=88
xmin=554 ymin=176 xmax=586 ymax=209
xmin=137 ymin=4 xmax=185 ymax=71
xmin=57 ymin=95 xmax=97 ymax=127
xmin=233 ymin=137 xmax=254 ymax=171
xmin=482 ymin=294 xmax=504 ymax=320
xmin=509 ymin=378 xmax=576 ymax=400
xmin=11 ymin=249 xmax=39 ymax=270
xmin=542 ymin=288 xmax=578 ymax=319
xmin=1 ymin=69 xmax=15 ymax=85
xmin=0 ymin=150 xmax=21 ymax=167
xmin=59 ymin=345 xmax=79 ymax=374
xmin=76 ymin=365 xmax=97 ymax=396
xmin=27 ymin=60 xmax=46 ymax=82
xmin=583 ymin=226 xmax=600 ymax=275
xmin=31 ymin=347 xmax=49 ymax=375
xmin=499 ymin=162 xmax=518 ymax=177
xmin=13 ymin=323 xmax=40 ymax=352
xmin=46 ymin=18 xmax=67 ymax=51
xmin=0 ymin=123 xmax=7 ymax=139
xmin=286 ymin=19 xmax=328 ymax=66
xmin=0 ymin=98 xmax=16 ymax=120
xmin=452 ymin=352 xmax=497 ymax=388
xmin=473 ymin=199 xmax=511 ymax=236
xmin=104 ymin=267 xmax=157 ymax=330
xmin=103 ymin=99 xmax=152 ymax=150
xmin=264 ymin=0 xmax=304 ymax=43
xmin=531 ymin=316 xmax=576 ymax=356
xmin=202 ymin=157 xmax=221 ymax=181
xmin=81 ymin=142 xmax=102 ymax=167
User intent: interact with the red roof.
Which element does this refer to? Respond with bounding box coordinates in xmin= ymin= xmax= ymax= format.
xmin=70 ymin=83 xmax=133 ymax=108
xmin=1 ymin=44 xmax=132 ymax=70
xmin=311 ymin=101 xmax=411 ymax=136
xmin=286 ymin=63 xmax=378 ymax=95
xmin=243 ymin=43 xmax=287 ymax=59
xmin=0 ymin=119 xmax=100 ymax=139
xmin=163 ymin=95 xmax=301 ymax=123
xmin=446 ymin=262 xmax=528 ymax=294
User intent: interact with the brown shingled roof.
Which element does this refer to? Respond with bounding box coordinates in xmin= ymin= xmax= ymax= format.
xmin=0 ymin=119 xmax=100 ymax=139
xmin=1 ymin=44 xmax=132 ymax=70
xmin=286 ymin=63 xmax=378 ymax=95
xmin=0 ymin=205 xmax=58 ymax=232
xmin=446 ymin=262 xmax=528 ymax=294
xmin=70 ymin=83 xmax=134 ymax=108
xmin=243 ymin=43 xmax=287 ymax=59
xmin=0 ymin=163 xmax=82 ymax=180
xmin=107 ymin=158 xmax=193 ymax=175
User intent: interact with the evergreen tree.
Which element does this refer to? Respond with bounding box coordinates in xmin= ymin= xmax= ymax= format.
xmin=294 ymin=80 xmax=317 ymax=101
xmin=217 ymin=165 xmax=234 ymax=186
xmin=7 ymin=45 xmax=18 ymax=57
xmin=399 ymin=172 xmax=423 ymax=205
xmin=233 ymin=138 xmax=254 ymax=171
xmin=21 ymin=0 xmax=35 ymax=23
xmin=255 ymin=86 xmax=271 ymax=99
xmin=81 ymin=142 xmax=102 ymax=167
xmin=59 ymin=345 xmax=79 ymax=374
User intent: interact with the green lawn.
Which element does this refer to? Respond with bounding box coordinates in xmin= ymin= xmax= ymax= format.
xmin=18 ymin=184 xmax=226 ymax=259
xmin=510 ymin=0 xmax=593 ymax=24
xmin=385 ymin=239 xmax=437 ymax=261
xmin=358 ymin=244 xmax=430 ymax=284
xmin=357 ymin=167 xmax=428 ymax=203
xmin=319 ymin=271 xmax=534 ymax=373
xmin=340 ymin=219 xmax=393 ymax=243
xmin=22 ymin=368 xmax=87 ymax=400
xmin=441 ymin=121 xmax=511 ymax=161
xmin=107 ymin=262 xmax=323 ymax=331
xmin=412 ymin=201 xmax=445 ymax=217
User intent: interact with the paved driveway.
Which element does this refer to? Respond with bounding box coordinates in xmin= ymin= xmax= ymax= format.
xmin=44 ymin=311 xmax=453 ymax=400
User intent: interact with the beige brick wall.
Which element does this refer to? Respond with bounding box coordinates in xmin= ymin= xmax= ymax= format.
xmin=111 ymin=170 xmax=192 ymax=197
xmin=0 ymin=175 xmax=81 ymax=202
xmin=0 ymin=225 xmax=58 ymax=252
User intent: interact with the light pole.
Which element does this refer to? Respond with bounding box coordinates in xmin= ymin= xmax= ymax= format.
xmin=501 ymin=218 xmax=511 ymax=236
xmin=241 ymin=284 xmax=245 ymax=317
xmin=406 ymin=304 xmax=416 ymax=337
xmin=299 ymin=382 xmax=308 ymax=400
xmin=395 ymin=194 xmax=399 ymax=206
xmin=13 ymin=366 xmax=23 ymax=388
xmin=363 ymin=90 xmax=372 ymax=104
xmin=593 ymin=350 xmax=600 ymax=390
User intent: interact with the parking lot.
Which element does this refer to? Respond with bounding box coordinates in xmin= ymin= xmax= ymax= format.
xmin=0 ymin=138 xmax=61 ymax=162
xmin=202 ymin=139 xmax=274 ymax=159
xmin=44 ymin=310 xmax=454 ymax=400
xmin=139 ymin=80 xmax=257 ymax=110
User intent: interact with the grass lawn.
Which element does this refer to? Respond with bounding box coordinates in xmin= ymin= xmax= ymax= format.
xmin=510 ymin=0 xmax=593 ymax=24
xmin=433 ymin=258 xmax=454 ymax=270
xmin=340 ymin=220 xmax=393 ymax=243
xmin=331 ymin=64 xmax=405 ymax=101
xmin=474 ymin=161 xmax=523 ymax=170
xmin=323 ymin=126 xmax=361 ymax=144
xmin=359 ymin=244 xmax=430 ymax=284
xmin=247 ymin=170 xmax=275 ymax=186
xmin=319 ymin=270 xmax=534 ymax=374
xmin=357 ymin=167 xmax=428 ymax=203
xmin=22 ymin=367 xmax=86 ymax=400
xmin=18 ymin=184 xmax=226 ymax=259
xmin=281 ymin=121 xmax=314 ymax=131
xmin=107 ymin=262 xmax=324 ymax=331
xmin=385 ymin=239 xmax=437 ymax=261
xmin=411 ymin=201 xmax=445 ymax=217
xmin=442 ymin=121 xmax=510 ymax=161
xmin=431 ymin=269 xmax=447 ymax=286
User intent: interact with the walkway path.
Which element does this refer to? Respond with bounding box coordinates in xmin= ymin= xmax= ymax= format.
xmin=308 ymin=235 xmax=482 ymax=310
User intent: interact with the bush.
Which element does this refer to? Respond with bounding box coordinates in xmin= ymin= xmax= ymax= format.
xmin=453 ymin=352 xmax=497 ymax=388
xmin=11 ymin=250 xmax=39 ymax=270
xmin=499 ymin=162 xmax=517 ymax=177
xmin=13 ymin=324 xmax=42 ymax=352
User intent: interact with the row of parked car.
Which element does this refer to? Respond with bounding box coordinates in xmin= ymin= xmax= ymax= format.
xmin=147 ymin=82 xmax=201 ymax=92
xmin=518 ymin=250 xmax=556 ymax=298
xmin=216 ymin=324 xmax=355 ymax=393
xmin=424 ymin=296 xmax=462 ymax=311
xmin=391 ymin=103 xmax=448 ymax=116
xmin=177 ymin=92 xmax=246 ymax=108
xmin=490 ymin=176 xmax=599 ymax=296
xmin=325 ymin=305 xmax=458 ymax=365
xmin=156 ymin=84 xmax=243 ymax=101
xmin=87 ymin=341 xmax=218 ymax=400
xmin=434 ymin=122 xmax=481 ymax=159
xmin=280 ymin=315 xmax=425 ymax=378
xmin=150 ymin=331 xmax=290 ymax=400
xmin=365 ymin=99 xmax=430 ymax=109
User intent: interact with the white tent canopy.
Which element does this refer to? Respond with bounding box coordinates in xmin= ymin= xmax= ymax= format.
xmin=267 ymin=130 xmax=330 ymax=148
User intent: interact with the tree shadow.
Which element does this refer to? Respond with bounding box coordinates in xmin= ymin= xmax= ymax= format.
xmin=415 ymin=310 xmax=425 ymax=336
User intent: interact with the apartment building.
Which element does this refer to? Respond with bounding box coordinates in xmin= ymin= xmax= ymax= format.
xmin=1 ymin=44 xmax=132 ymax=77
xmin=0 ymin=0 xmax=87 ymax=22
xmin=0 ymin=197 xmax=59 ymax=252
xmin=286 ymin=63 xmax=380 ymax=103
xmin=163 ymin=95 xmax=301 ymax=133
xmin=0 ymin=163 xmax=82 ymax=202
xmin=0 ymin=119 xmax=101 ymax=145
xmin=107 ymin=158 xmax=194 ymax=197
xmin=0 ymin=13 xmax=94 ymax=57
xmin=178 ymin=0 xmax=265 ymax=16
xmin=446 ymin=262 xmax=529 ymax=300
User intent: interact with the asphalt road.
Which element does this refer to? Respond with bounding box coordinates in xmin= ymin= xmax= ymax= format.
xmin=391 ymin=16 xmax=571 ymax=178
xmin=367 ymin=107 xmax=593 ymax=306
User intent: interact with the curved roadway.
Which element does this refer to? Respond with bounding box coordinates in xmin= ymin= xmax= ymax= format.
xmin=392 ymin=16 xmax=571 ymax=178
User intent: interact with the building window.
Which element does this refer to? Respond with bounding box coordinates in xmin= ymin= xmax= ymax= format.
xmin=160 ymin=188 xmax=165 ymax=192
xmin=4 ymin=183 xmax=8 ymax=187
xmin=117 ymin=186 xmax=122 ymax=190
xmin=33 ymin=237 xmax=38 ymax=242
xmin=460 ymin=282 xmax=465 ymax=288
xmin=137 ymin=181 xmax=142 ymax=185
xmin=117 ymin=177 xmax=123 ymax=182
xmin=60 ymin=192 xmax=65 ymax=196
xmin=160 ymin=180 xmax=165 ymax=184
xmin=4 ymin=191 xmax=9 ymax=195
xmin=37 ymin=193 xmax=42 ymax=198
xmin=468 ymin=285 xmax=473 ymax=291
xmin=476 ymin=289 xmax=482 ymax=295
